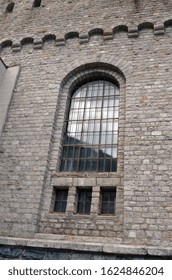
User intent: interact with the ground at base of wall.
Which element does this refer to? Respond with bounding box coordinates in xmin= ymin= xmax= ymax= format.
xmin=0 ymin=245 xmax=172 ymax=260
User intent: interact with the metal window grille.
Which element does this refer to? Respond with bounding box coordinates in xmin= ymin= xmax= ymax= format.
xmin=54 ymin=189 xmax=68 ymax=212
xmin=100 ymin=189 xmax=116 ymax=214
xmin=60 ymin=79 xmax=119 ymax=172
xmin=77 ymin=189 xmax=92 ymax=214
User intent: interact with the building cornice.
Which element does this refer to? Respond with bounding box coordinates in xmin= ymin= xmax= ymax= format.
xmin=0 ymin=20 xmax=172 ymax=53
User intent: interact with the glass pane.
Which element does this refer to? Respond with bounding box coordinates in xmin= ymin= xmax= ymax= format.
xmin=80 ymin=147 xmax=86 ymax=158
xmin=75 ymin=132 xmax=82 ymax=143
xmin=73 ymin=100 xmax=80 ymax=109
xmin=85 ymin=160 xmax=91 ymax=172
xmin=67 ymin=134 xmax=75 ymax=144
xmin=90 ymin=97 xmax=97 ymax=108
xmin=103 ymin=97 xmax=109 ymax=107
xmin=87 ymin=84 xmax=93 ymax=97
xmin=62 ymin=146 xmax=68 ymax=158
xmin=94 ymin=121 xmax=100 ymax=131
xmin=101 ymin=202 xmax=108 ymax=214
xmin=91 ymin=87 xmax=98 ymax=97
xmin=102 ymin=120 xmax=107 ymax=131
xmin=85 ymin=202 xmax=91 ymax=213
xmin=106 ymin=147 xmax=112 ymax=157
xmin=61 ymin=201 xmax=67 ymax=212
xmin=74 ymin=147 xmax=79 ymax=158
xmin=66 ymin=159 xmax=73 ymax=171
xmin=78 ymin=159 xmax=85 ymax=171
xmin=109 ymin=85 xmax=115 ymax=95
xmin=76 ymin=122 xmax=82 ymax=132
xmin=86 ymin=146 xmax=91 ymax=157
xmin=77 ymin=190 xmax=92 ymax=214
xmin=108 ymin=107 xmax=114 ymax=119
xmin=114 ymin=109 xmax=119 ymax=118
xmin=87 ymin=132 xmax=93 ymax=144
xmin=92 ymin=160 xmax=98 ymax=171
xmin=95 ymin=108 xmax=101 ymax=119
xmin=104 ymin=88 xmax=109 ymax=97
xmin=84 ymin=108 xmax=90 ymax=119
xmin=83 ymin=121 xmax=89 ymax=132
xmin=111 ymin=146 xmax=117 ymax=158
xmin=90 ymin=108 xmax=96 ymax=119
xmin=109 ymin=193 xmax=115 ymax=202
xmin=99 ymin=146 xmax=106 ymax=158
xmin=98 ymin=159 xmax=104 ymax=172
xmin=88 ymin=120 xmax=95 ymax=131
xmin=112 ymin=159 xmax=117 ymax=171
xmin=86 ymin=98 xmax=91 ymax=109
xmin=82 ymin=133 xmax=87 ymax=143
xmin=91 ymin=147 xmax=99 ymax=158
xmin=97 ymin=85 xmax=104 ymax=96
xmin=71 ymin=160 xmax=78 ymax=172
xmin=80 ymin=86 xmax=87 ymax=97
xmin=79 ymin=99 xmax=85 ymax=109
xmin=96 ymin=98 xmax=102 ymax=108
xmin=104 ymin=159 xmax=111 ymax=172
xmin=102 ymin=108 xmax=108 ymax=118
xmin=77 ymin=202 xmax=84 ymax=213
xmin=68 ymin=121 xmax=77 ymax=133
xmin=113 ymin=121 xmax=118 ymax=131
xmin=60 ymin=159 xmax=65 ymax=171
xmin=78 ymin=109 xmax=84 ymax=120
xmin=68 ymin=146 xmax=74 ymax=158
xmin=71 ymin=110 xmax=78 ymax=120
xmin=106 ymin=133 xmax=112 ymax=145
xmin=93 ymin=132 xmax=99 ymax=144
xmin=113 ymin=133 xmax=118 ymax=144
xmin=100 ymin=133 xmax=106 ymax=144
xmin=114 ymin=96 xmax=119 ymax=106
xmin=107 ymin=121 xmax=113 ymax=131
xmin=109 ymin=203 xmax=114 ymax=213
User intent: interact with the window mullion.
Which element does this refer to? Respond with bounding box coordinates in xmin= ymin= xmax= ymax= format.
xmin=98 ymin=80 xmax=105 ymax=172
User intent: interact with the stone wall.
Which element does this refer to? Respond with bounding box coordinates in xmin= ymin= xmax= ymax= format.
xmin=0 ymin=0 xmax=172 ymax=256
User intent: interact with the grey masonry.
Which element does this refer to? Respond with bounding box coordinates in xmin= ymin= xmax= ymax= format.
xmin=0 ymin=0 xmax=172 ymax=259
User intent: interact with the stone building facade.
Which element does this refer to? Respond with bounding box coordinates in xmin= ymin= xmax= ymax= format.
xmin=0 ymin=0 xmax=172 ymax=259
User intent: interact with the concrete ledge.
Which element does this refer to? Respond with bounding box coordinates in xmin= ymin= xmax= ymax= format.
xmin=0 ymin=236 xmax=172 ymax=257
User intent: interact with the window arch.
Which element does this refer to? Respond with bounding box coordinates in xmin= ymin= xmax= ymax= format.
xmin=60 ymin=78 xmax=119 ymax=172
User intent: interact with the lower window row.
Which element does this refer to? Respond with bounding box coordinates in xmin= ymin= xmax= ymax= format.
xmin=54 ymin=187 xmax=116 ymax=215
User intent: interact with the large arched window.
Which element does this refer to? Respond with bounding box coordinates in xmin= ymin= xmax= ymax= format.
xmin=60 ymin=79 xmax=119 ymax=172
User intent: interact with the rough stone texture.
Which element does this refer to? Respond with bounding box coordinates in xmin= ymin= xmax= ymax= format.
xmin=0 ymin=0 xmax=172 ymax=258
xmin=0 ymin=66 xmax=20 ymax=136
xmin=0 ymin=58 xmax=6 ymax=85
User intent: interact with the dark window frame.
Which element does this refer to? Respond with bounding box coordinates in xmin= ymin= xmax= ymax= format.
xmin=60 ymin=79 xmax=119 ymax=173
xmin=100 ymin=188 xmax=116 ymax=215
xmin=76 ymin=188 xmax=92 ymax=215
xmin=54 ymin=188 xmax=68 ymax=213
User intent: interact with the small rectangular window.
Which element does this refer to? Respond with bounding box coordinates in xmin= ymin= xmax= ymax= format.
xmin=54 ymin=189 xmax=68 ymax=213
xmin=100 ymin=188 xmax=116 ymax=215
xmin=77 ymin=188 xmax=92 ymax=214
xmin=33 ymin=0 xmax=41 ymax=7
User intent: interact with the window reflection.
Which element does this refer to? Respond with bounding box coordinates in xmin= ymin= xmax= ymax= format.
xmin=61 ymin=79 xmax=119 ymax=172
